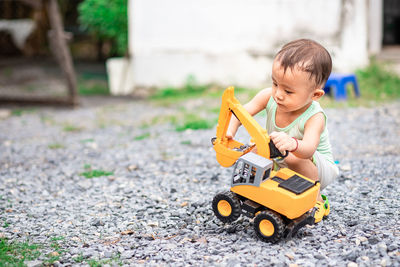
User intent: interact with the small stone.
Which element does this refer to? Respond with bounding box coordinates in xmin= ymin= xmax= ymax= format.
xmin=49 ymin=251 xmax=59 ymax=257
xmin=104 ymin=250 xmax=113 ymax=258
xmin=378 ymin=242 xmax=387 ymax=256
xmin=368 ymin=237 xmax=380 ymax=245
xmin=347 ymin=220 xmax=358 ymax=227
xmin=0 ymin=109 xmax=11 ymax=120
xmin=25 ymin=260 xmax=43 ymax=267
xmin=341 ymin=164 xmax=352 ymax=171
xmin=121 ymin=251 xmax=135 ymax=259
xmin=361 ymin=256 xmax=369 ymax=261
xmin=92 ymin=219 xmax=105 ymax=227
xmin=347 ymin=262 xmax=358 ymax=267
xmin=121 ymin=230 xmax=134 ymax=235
xmin=147 ymin=221 xmax=159 ymax=227
xmin=285 ymin=253 xmax=294 ymax=260
xmin=359 ymin=236 xmax=368 ymax=242
xmin=380 ymin=257 xmax=391 ymax=267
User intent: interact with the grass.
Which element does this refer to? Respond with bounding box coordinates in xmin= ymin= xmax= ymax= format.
xmin=63 ymin=124 xmax=83 ymax=132
xmin=134 ymin=132 xmax=151 ymax=140
xmin=73 ymin=253 xmax=85 ymax=263
xmin=150 ymin=75 xmax=208 ymax=100
xmin=11 ymin=108 xmax=37 ymax=117
xmin=86 ymin=254 xmax=122 ymax=267
xmin=150 ymin=75 xmax=250 ymax=104
xmin=48 ymin=143 xmax=65 ymax=149
xmin=175 ymin=114 xmax=217 ymax=132
xmin=0 ymin=238 xmax=41 ymax=266
xmin=355 ymin=58 xmax=400 ymax=100
xmin=79 ymin=82 xmax=109 ymax=96
xmin=80 ymin=164 xmax=114 ymax=178
xmin=3 ymin=220 xmax=10 ymax=228
xmin=80 ymin=138 xmax=95 ymax=143
xmin=78 ymin=72 xmax=110 ymax=96
xmin=44 ymin=236 xmax=67 ymax=265
xmin=0 ymin=237 xmax=121 ymax=266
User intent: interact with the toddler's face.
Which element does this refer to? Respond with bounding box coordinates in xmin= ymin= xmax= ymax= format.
xmin=271 ymin=60 xmax=323 ymax=114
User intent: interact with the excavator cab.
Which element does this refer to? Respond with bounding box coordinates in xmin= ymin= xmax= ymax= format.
xmin=231 ymin=152 xmax=273 ymax=187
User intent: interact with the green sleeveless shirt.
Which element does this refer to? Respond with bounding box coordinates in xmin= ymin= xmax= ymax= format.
xmin=266 ymin=97 xmax=335 ymax=164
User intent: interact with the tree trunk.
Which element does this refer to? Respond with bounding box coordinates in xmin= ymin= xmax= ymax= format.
xmin=46 ymin=0 xmax=78 ymax=105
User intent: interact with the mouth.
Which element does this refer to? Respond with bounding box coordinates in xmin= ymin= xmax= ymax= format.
xmin=275 ymin=100 xmax=284 ymax=107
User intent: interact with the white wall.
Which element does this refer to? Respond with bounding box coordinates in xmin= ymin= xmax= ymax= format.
xmin=129 ymin=0 xmax=369 ymax=89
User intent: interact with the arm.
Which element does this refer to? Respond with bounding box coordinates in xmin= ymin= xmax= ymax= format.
xmin=226 ymin=88 xmax=272 ymax=138
xmin=270 ymin=112 xmax=325 ymax=159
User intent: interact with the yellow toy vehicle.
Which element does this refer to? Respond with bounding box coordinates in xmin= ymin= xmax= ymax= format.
xmin=211 ymin=87 xmax=321 ymax=243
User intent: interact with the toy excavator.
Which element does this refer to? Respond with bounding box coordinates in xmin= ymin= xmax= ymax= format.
xmin=211 ymin=87 xmax=324 ymax=243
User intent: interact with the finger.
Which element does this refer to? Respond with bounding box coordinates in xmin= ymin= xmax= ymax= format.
xmin=273 ymin=135 xmax=284 ymax=144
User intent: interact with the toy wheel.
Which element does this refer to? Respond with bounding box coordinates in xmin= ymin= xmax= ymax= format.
xmin=254 ymin=210 xmax=285 ymax=243
xmin=212 ymin=191 xmax=241 ymax=223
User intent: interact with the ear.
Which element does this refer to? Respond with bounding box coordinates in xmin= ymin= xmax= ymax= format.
xmin=312 ymin=88 xmax=325 ymax=100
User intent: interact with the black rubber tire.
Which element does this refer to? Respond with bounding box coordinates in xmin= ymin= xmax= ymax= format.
xmin=254 ymin=210 xmax=285 ymax=243
xmin=212 ymin=191 xmax=241 ymax=223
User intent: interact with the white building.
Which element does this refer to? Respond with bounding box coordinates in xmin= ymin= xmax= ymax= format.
xmin=111 ymin=0 xmax=397 ymax=93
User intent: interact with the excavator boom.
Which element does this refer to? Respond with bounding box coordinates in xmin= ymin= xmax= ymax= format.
xmin=212 ymin=87 xmax=283 ymax=167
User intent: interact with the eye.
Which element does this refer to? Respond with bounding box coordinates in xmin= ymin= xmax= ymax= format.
xmin=272 ymin=82 xmax=278 ymax=87
xmin=285 ymin=90 xmax=293 ymax=94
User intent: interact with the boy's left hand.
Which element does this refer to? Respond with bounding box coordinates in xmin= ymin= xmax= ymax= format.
xmin=270 ymin=132 xmax=297 ymax=153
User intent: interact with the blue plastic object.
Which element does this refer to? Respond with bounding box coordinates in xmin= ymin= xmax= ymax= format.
xmin=323 ymin=73 xmax=360 ymax=100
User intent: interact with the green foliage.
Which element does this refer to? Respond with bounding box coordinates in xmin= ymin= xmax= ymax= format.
xmin=0 ymin=238 xmax=41 ymax=266
xmin=355 ymin=58 xmax=400 ymax=100
xmin=78 ymin=0 xmax=128 ymax=56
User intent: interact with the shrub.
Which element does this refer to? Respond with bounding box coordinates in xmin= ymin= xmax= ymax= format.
xmin=78 ymin=0 xmax=128 ymax=56
xmin=355 ymin=58 xmax=400 ymax=100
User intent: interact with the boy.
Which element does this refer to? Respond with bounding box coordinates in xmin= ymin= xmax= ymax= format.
xmin=226 ymin=39 xmax=339 ymax=222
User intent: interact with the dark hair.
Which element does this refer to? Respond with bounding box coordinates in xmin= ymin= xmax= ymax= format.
xmin=275 ymin=39 xmax=332 ymax=87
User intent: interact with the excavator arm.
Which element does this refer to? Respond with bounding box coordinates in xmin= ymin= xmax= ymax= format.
xmin=212 ymin=86 xmax=286 ymax=167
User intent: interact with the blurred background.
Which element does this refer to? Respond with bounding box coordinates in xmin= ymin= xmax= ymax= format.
xmin=0 ymin=0 xmax=399 ymax=107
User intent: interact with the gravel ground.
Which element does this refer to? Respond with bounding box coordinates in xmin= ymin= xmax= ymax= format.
xmin=0 ymin=98 xmax=399 ymax=267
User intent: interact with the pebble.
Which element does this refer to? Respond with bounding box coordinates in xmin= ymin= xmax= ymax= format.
xmin=0 ymin=99 xmax=399 ymax=266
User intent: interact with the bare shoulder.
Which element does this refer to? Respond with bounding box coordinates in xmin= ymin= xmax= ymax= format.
xmin=304 ymin=112 xmax=325 ymax=134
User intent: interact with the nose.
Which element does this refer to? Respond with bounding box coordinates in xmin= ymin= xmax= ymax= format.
xmin=275 ymin=88 xmax=284 ymax=101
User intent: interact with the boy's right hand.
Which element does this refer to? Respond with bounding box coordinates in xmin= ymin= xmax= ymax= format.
xmin=226 ymin=131 xmax=234 ymax=140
